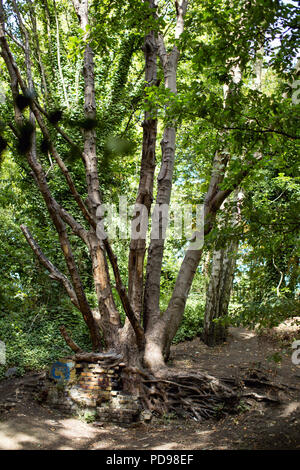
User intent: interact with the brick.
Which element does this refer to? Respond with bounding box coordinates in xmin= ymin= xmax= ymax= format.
xmin=80 ymin=372 xmax=94 ymax=377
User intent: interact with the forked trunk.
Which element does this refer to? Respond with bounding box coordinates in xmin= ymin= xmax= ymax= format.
xmin=0 ymin=0 xmax=266 ymax=385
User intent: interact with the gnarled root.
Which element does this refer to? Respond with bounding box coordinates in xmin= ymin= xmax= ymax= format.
xmin=142 ymin=372 xmax=240 ymax=420
xmin=123 ymin=367 xmax=240 ymax=421
xmin=121 ymin=365 xmax=289 ymax=421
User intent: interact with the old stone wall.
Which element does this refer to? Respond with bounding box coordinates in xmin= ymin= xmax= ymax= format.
xmin=44 ymin=357 xmax=142 ymax=424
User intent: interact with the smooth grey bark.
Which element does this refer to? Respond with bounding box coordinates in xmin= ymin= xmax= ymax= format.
xmin=159 ymin=149 xmax=231 ymax=364
xmin=202 ymin=194 xmax=242 ymax=346
xmin=202 ymin=246 xmax=237 ymax=346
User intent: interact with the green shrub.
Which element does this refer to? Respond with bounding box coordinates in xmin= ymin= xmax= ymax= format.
xmin=172 ymin=304 xmax=204 ymax=344
xmin=0 ymin=306 xmax=92 ymax=379
xmin=230 ymin=294 xmax=300 ymax=330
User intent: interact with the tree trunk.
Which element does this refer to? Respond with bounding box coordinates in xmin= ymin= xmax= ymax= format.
xmin=202 ymin=239 xmax=238 ymax=346
xmin=143 ymin=0 xmax=188 ymax=372
xmin=202 ymin=188 xmax=243 ymax=346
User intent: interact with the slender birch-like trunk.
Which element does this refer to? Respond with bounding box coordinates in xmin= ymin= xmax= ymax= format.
xmin=202 ymin=191 xmax=243 ymax=346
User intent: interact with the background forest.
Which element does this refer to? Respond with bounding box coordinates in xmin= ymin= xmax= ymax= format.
xmin=0 ymin=0 xmax=299 ymax=377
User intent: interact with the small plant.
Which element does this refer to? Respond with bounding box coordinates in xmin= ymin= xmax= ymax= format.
xmin=237 ymin=400 xmax=250 ymax=413
xmin=82 ymin=410 xmax=97 ymax=423
xmin=267 ymin=352 xmax=283 ymax=364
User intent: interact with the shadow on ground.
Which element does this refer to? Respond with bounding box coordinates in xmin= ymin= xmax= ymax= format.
xmin=0 ymin=327 xmax=299 ymax=450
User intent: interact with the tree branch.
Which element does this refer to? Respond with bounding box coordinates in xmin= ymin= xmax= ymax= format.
xmin=20 ymin=224 xmax=80 ymax=310
xmin=0 ymin=3 xmax=102 ymax=350
xmin=59 ymin=325 xmax=83 ymax=353
xmin=222 ymin=126 xmax=299 ymax=140
xmin=104 ymin=240 xmax=145 ymax=351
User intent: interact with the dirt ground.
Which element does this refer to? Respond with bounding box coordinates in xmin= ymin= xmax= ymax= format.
xmin=0 ymin=323 xmax=299 ymax=450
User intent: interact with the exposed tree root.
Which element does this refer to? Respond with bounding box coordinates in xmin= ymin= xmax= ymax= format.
xmin=121 ymin=367 xmax=237 ymax=421
xmin=221 ymin=366 xmax=297 ymax=393
xmin=122 ymin=365 xmax=289 ymax=421
xmin=141 ymin=372 xmax=240 ymax=420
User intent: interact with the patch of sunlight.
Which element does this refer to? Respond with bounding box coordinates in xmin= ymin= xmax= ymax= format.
xmin=151 ymin=442 xmax=181 ymax=450
xmin=58 ymin=445 xmax=75 ymax=450
xmin=280 ymin=401 xmax=300 ymax=418
xmin=0 ymin=427 xmax=37 ymax=450
xmin=239 ymin=331 xmax=256 ymax=340
xmin=45 ymin=417 xmax=97 ymax=440
xmin=195 ymin=429 xmax=213 ymax=436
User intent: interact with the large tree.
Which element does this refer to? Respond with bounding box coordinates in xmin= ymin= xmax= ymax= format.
xmin=0 ymin=0 xmax=298 ymax=416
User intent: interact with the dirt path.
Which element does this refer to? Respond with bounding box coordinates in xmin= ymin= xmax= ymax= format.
xmin=0 ymin=326 xmax=299 ymax=450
